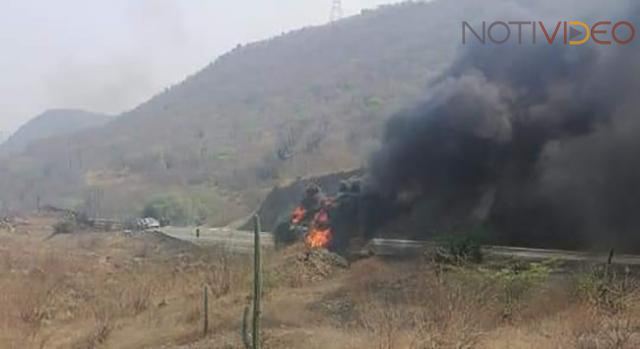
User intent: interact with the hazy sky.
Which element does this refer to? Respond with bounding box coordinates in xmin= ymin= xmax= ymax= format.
xmin=0 ymin=0 xmax=405 ymax=134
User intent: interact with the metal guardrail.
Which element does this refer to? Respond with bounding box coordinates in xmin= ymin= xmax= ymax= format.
xmin=91 ymin=218 xmax=123 ymax=231
xmin=368 ymin=239 xmax=640 ymax=266
xmin=158 ymin=227 xmax=640 ymax=266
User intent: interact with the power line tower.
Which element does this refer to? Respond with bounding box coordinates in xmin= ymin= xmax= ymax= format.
xmin=330 ymin=0 xmax=343 ymax=22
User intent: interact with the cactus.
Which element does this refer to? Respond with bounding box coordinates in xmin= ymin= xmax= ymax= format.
xmin=241 ymin=215 xmax=262 ymax=349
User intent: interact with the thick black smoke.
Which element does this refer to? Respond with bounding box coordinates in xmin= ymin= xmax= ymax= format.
xmin=367 ymin=3 xmax=640 ymax=251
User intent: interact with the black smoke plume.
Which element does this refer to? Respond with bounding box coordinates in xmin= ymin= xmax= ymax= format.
xmin=367 ymin=3 xmax=640 ymax=251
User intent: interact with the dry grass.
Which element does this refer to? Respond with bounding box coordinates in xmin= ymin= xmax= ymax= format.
xmin=2 ymin=216 xmax=640 ymax=348
xmin=0 ymin=215 xmax=253 ymax=349
xmin=319 ymin=258 xmax=640 ymax=349
xmin=347 ymin=260 xmax=494 ymax=349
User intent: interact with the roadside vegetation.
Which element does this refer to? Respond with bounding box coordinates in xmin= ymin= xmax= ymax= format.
xmin=140 ymin=189 xmax=242 ymax=226
xmin=1 ymin=216 xmax=640 ymax=348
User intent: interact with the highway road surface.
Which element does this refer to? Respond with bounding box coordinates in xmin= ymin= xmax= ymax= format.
xmin=158 ymin=227 xmax=640 ymax=266
xmin=159 ymin=226 xmax=274 ymax=254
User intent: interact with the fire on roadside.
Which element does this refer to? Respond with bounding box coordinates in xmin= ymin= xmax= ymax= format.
xmin=290 ymin=196 xmax=334 ymax=249
xmin=305 ymin=227 xmax=332 ymax=248
xmin=304 ymin=210 xmax=332 ymax=249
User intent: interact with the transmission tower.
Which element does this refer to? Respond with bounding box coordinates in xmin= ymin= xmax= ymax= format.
xmin=330 ymin=0 xmax=343 ymax=22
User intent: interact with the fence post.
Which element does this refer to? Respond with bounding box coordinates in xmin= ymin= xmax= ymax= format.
xmin=252 ymin=215 xmax=262 ymax=349
xmin=241 ymin=303 xmax=252 ymax=349
xmin=203 ymin=285 xmax=209 ymax=336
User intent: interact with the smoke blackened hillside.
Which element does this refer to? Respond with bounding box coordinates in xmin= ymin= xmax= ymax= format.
xmin=369 ymin=3 xmax=640 ymax=250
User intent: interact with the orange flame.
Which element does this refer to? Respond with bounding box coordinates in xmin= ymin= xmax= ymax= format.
xmin=291 ymin=206 xmax=306 ymax=225
xmin=305 ymin=227 xmax=332 ymax=249
xmin=305 ymin=210 xmax=332 ymax=249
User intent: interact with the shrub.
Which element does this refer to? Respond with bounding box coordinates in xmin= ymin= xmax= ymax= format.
xmin=53 ymin=220 xmax=76 ymax=234
xmin=574 ymin=265 xmax=638 ymax=313
xmin=436 ymin=228 xmax=487 ymax=264
xmin=486 ymin=261 xmax=553 ymax=319
xmin=142 ymin=195 xmax=191 ymax=226
xmin=141 ymin=191 xmax=226 ymax=226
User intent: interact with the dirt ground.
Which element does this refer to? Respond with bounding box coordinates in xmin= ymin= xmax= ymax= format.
xmin=1 ymin=214 xmax=640 ymax=349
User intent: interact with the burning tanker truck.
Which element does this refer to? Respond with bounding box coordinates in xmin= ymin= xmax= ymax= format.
xmin=283 ymin=180 xmax=364 ymax=255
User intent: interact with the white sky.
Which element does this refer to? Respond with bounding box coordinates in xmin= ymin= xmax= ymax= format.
xmin=0 ymin=0 xmax=406 ymax=133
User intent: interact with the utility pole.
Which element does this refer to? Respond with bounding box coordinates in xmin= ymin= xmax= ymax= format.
xmin=330 ymin=0 xmax=343 ymax=22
